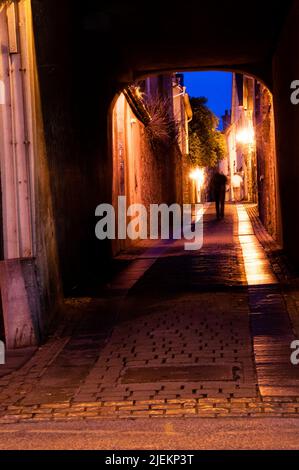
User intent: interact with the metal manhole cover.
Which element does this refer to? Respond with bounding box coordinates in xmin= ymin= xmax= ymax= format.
xmin=121 ymin=365 xmax=240 ymax=383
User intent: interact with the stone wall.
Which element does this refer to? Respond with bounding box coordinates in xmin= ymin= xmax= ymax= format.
xmin=28 ymin=0 xmax=297 ymax=318
xmin=255 ymin=84 xmax=280 ymax=242
xmin=31 ymin=0 xmax=115 ymax=294
xmin=111 ymin=88 xmax=184 ymax=255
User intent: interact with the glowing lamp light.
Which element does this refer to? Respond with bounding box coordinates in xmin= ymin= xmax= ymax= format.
xmin=236 ymin=127 xmax=255 ymax=145
xmin=232 ymin=174 xmax=243 ymax=188
xmin=189 ymin=168 xmax=205 ymax=203
xmin=189 ymin=168 xmax=205 ymax=186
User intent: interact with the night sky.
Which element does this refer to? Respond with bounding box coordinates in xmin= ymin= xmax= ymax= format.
xmin=183 ymin=72 xmax=232 ymax=130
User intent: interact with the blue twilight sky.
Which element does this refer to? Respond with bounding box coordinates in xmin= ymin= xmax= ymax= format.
xmin=183 ymin=72 xmax=233 ymax=130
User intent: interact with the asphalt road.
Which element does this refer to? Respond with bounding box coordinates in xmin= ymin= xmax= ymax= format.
xmin=0 ymin=418 xmax=299 ymax=450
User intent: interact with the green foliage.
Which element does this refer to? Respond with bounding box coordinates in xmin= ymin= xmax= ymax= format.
xmin=189 ymin=97 xmax=227 ymax=168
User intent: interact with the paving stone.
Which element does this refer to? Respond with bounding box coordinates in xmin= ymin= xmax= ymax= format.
xmin=165 ymin=409 xmax=185 ymax=416
xmin=53 ymin=412 xmax=68 ymax=418
xmin=118 ymin=405 xmax=149 ymax=411
xmin=131 ymin=410 xmax=153 ymax=416
xmin=98 ymin=407 xmax=117 ymax=415
xmin=149 ymin=409 xmax=165 ymax=415
xmin=1 ymin=204 xmax=299 ymax=420
xmin=32 ymin=414 xmax=54 ymax=420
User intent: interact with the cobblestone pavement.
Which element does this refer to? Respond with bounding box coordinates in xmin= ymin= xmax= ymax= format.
xmin=0 ymin=203 xmax=299 ymax=423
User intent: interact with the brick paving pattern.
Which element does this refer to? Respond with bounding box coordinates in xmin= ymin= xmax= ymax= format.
xmin=0 ymin=203 xmax=299 ymax=423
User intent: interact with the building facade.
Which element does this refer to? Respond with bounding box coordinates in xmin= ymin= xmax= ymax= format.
xmin=224 ymin=74 xmax=257 ymax=203
xmin=224 ymin=73 xmax=281 ymax=242
xmin=111 ymin=73 xmax=192 ymax=254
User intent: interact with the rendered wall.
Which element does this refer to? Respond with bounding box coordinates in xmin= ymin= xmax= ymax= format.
xmin=255 ymin=85 xmax=280 ymax=242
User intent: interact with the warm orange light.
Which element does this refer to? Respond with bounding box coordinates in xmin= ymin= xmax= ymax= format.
xmin=232 ymin=174 xmax=243 ymax=188
xmin=189 ymin=168 xmax=204 ymax=186
xmin=134 ymin=86 xmax=144 ymax=100
xmin=237 ymin=205 xmax=277 ymax=285
xmin=236 ymin=127 xmax=255 ymax=145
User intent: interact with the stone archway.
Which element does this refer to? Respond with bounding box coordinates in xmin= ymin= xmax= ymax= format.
xmin=25 ymin=0 xmax=298 ymax=342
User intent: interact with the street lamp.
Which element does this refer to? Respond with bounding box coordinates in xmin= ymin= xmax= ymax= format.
xmin=236 ymin=125 xmax=256 ymax=202
xmin=236 ymin=127 xmax=255 ymax=146
xmin=189 ymin=167 xmax=205 ymax=203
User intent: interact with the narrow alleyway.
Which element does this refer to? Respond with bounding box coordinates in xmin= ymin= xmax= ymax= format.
xmin=0 ymin=204 xmax=299 ymax=423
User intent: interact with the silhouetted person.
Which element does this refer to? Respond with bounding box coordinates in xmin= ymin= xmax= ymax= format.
xmin=212 ymin=171 xmax=228 ymax=220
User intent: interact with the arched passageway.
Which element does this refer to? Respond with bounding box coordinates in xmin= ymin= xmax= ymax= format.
xmin=0 ymin=0 xmax=297 ymax=344
xmin=0 ymin=0 xmax=299 ymax=433
xmin=27 ymin=0 xmax=297 ymax=301
xmin=109 ymin=71 xmax=280 ymax=256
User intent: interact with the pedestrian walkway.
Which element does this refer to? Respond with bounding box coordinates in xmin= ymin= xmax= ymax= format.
xmin=0 ymin=203 xmax=299 ymax=423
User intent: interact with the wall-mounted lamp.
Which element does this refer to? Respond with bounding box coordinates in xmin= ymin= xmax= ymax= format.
xmin=236 ymin=127 xmax=255 ymax=145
